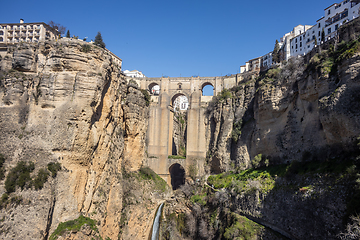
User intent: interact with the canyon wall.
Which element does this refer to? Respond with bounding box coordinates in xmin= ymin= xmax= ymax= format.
xmin=206 ymin=37 xmax=360 ymax=173
xmin=0 ymin=40 xmax=150 ymax=239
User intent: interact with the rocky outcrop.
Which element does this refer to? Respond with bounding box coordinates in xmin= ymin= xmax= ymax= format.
xmin=206 ymin=41 xmax=360 ymax=172
xmin=0 ymin=40 xmax=148 ymax=239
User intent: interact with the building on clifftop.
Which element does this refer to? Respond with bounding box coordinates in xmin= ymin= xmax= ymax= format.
xmin=123 ymin=70 xmax=146 ymax=78
xmin=0 ymin=19 xmax=58 ymax=44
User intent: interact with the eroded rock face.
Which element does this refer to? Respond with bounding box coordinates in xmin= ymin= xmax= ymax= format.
xmin=206 ymin=54 xmax=360 ymax=172
xmin=0 ymin=40 xmax=148 ymax=240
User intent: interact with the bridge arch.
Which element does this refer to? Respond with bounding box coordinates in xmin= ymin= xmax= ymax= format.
xmin=148 ymin=82 xmax=160 ymax=95
xmin=169 ymin=163 xmax=185 ymax=190
xmin=201 ymin=82 xmax=215 ymax=96
xmin=171 ymin=92 xmax=190 ymax=111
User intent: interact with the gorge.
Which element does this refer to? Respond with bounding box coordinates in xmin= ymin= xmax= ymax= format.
xmin=0 ymin=17 xmax=359 ymax=240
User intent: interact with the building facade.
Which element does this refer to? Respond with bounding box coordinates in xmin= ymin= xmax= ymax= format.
xmin=0 ymin=19 xmax=58 ymax=44
xmin=290 ymin=0 xmax=360 ymax=58
xmin=240 ymin=0 xmax=360 ymax=72
xmin=123 ymin=70 xmax=146 ymax=78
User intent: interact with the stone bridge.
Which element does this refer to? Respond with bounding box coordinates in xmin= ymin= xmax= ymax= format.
xmin=131 ymin=75 xmax=243 ymax=188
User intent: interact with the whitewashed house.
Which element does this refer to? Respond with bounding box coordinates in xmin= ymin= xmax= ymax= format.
xmin=123 ymin=70 xmax=146 ymax=78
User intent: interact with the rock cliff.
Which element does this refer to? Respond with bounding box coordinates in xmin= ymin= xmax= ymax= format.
xmin=0 ymin=39 xmax=149 ymax=239
xmin=206 ymin=32 xmax=360 ymax=172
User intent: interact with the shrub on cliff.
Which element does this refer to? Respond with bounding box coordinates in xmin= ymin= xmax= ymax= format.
xmin=140 ymin=89 xmax=150 ymax=106
xmin=5 ymin=161 xmax=35 ymax=193
xmin=80 ymin=44 xmax=91 ymax=53
xmin=47 ymin=162 xmax=61 ymax=177
xmin=33 ymin=168 xmax=49 ymax=190
xmin=49 ymin=215 xmax=101 ymax=240
xmin=0 ymin=154 xmax=6 ymax=180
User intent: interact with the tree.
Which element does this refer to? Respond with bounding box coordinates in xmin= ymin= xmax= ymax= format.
xmin=314 ymin=37 xmax=318 ymax=46
xmin=66 ymin=30 xmax=70 ymax=38
xmin=272 ymin=39 xmax=280 ymax=63
xmin=94 ymin=32 xmax=106 ymax=49
xmin=321 ymin=28 xmax=325 ymax=43
xmin=48 ymin=21 xmax=66 ymax=36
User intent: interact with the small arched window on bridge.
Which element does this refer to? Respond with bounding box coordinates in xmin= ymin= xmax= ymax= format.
xmin=148 ymin=83 xmax=160 ymax=95
xmin=202 ymin=83 xmax=214 ymax=96
xmin=178 ymin=83 xmax=182 ymax=89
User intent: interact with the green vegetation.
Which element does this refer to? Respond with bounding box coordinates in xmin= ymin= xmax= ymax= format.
xmin=272 ymin=39 xmax=280 ymax=63
xmin=140 ymin=89 xmax=151 ymax=106
xmin=5 ymin=161 xmax=35 ymax=193
xmin=251 ymin=154 xmax=269 ymax=168
xmin=137 ymin=167 xmax=168 ymax=192
xmin=168 ymin=155 xmax=186 ymax=159
xmin=47 ymin=162 xmax=61 ymax=177
xmin=190 ymin=191 xmax=207 ymax=206
xmin=231 ymin=120 xmax=242 ymax=142
xmin=0 ymin=193 xmax=22 ymax=209
xmin=4 ymin=161 xmax=61 ymax=193
xmin=33 ymin=168 xmax=49 ymax=190
xmin=0 ymin=154 xmax=6 ymax=180
xmin=49 ymin=215 xmax=103 ymax=240
xmin=224 ymin=213 xmax=264 ymax=240
xmin=188 ymin=163 xmax=198 ymax=180
xmin=208 ymin=157 xmax=356 ymax=194
xmin=217 ymin=89 xmax=232 ymax=102
xmin=81 ymin=44 xmax=91 ymax=53
xmin=66 ymin=30 xmax=70 ymax=38
xmin=94 ymin=31 xmax=105 ymax=49
xmin=308 ymin=36 xmax=360 ymax=77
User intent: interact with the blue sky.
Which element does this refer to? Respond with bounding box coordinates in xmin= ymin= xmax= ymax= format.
xmin=1 ymin=0 xmax=337 ymax=77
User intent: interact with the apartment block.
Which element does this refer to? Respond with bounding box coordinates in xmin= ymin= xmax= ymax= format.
xmin=240 ymin=0 xmax=360 ymax=73
xmin=0 ymin=19 xmax=58 ymax=44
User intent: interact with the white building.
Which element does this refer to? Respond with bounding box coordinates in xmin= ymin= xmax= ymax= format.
xmin=261 ymin=52 xmax=273 ymax=71
xmin=319 ymin=0 xmax=360 ymax=41
xmin=290 ymin=0 xmax=360 ymax=58
xmin=290 ymin=25 xmax=317 ymax=57
xmin=123 ymin=70 xmax=146 ymax=78
xmin=282 ymin=25 xmax=313 ymax=60
xmin=0 ymin=19 xmax=58 ymax=44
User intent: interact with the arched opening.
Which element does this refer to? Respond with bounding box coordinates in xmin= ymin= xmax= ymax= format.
xmin=171 ymin=93 xmax=189 ymax=111
xmin=202 ymin=83 xmax=214 ymax=96
xmin=148 ymin=83 xmax=160 ymax=95
xmin=0 ymin=37 xmax=3 ymax=42
xmin=169 ymin=163 xmax=185 ymax=190
xmin=169 ymin=93 xmax=188 ymax=156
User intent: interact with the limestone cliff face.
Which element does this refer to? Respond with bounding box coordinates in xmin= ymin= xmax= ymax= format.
xmin=206 ymin=48 xmax=360 ymax=172
xmin=0 ymin=40 xmax=148 ymax=239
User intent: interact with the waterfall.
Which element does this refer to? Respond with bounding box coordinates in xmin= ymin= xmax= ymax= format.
xmin=151 ymin=202 xmax=164 ymax=240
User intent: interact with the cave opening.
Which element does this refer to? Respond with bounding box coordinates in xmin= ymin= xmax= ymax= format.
xmin=169 ymin=163 xmax=185 ymax=190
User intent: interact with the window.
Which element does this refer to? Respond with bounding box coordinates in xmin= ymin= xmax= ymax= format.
xmin=328 ymin=9 xmax=331 ymax=15
xmin=0 ymin=31 xmax=3 ymax=35
xmin=335 ymin=24 xmax=339 ymax=30
xmin=296 ymin=44 xmax=298 ymax=49
xmin=300 ymin=42 xmax=302 ymax=47
xmin=328 ymin=28 xmax=331 ymax=34
xmin=318 ymin=23 xmax=321 ymax=28
xmin=295 ymin=38 xmax=298 ymax=43
xmin=300 ymin=36 xmax=302 ymax=41
xmin=318 ymin=31 xmax=321 ymax=36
